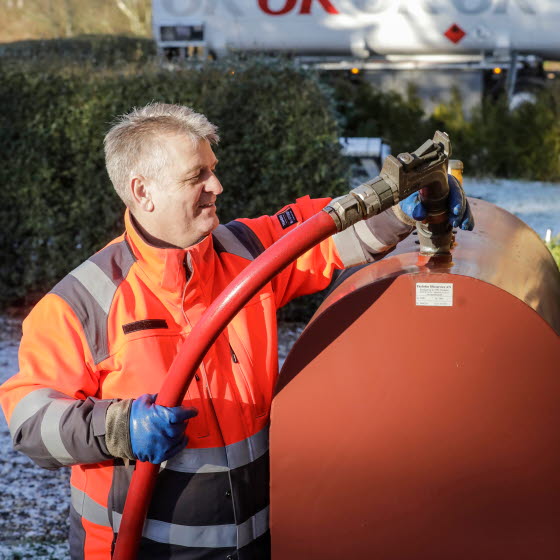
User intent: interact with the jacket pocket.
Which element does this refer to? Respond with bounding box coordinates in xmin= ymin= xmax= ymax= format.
xmin=228 ymin=340 xmax=267 ymax=418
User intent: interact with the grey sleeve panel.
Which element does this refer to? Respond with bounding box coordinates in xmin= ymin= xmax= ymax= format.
xmin=105 ymin=399 xmax=135 ymax=460
xmin=92 ymin=399 xmax=112 ymax=437
xmin=89 ymin=237 xmax=137 ymax=284
xmin=51 ymin=276 xmax=109 ymax=365
xmin=364 ymin=206 xmax=415 ymax=247
xmin=13 ymin=406 xmax=65 ymax=470
xmin=334 ymin=207 xmax=414 ymax=267
xmin=333 ymin=226 xmax=368 ymax=268
xmin=10 ymin=388 xmax=118 ymax=469
xmin=49 ymin=239 xmax=136 ymax=365
xmin=59 ymin=397 xmax=117 ymax=462
xmin=212 ymin=221 xmax=265 ymax=260
xmin=224 ymin=221 xmax=266 ymax=258
xmin=392 ymin=203 xmax=417 ymax=227
xmin=212 ymin=225 xmax=254 ymax=261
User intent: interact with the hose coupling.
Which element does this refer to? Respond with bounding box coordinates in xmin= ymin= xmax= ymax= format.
xmin=324 ymin=176 xmax=396 ymax=231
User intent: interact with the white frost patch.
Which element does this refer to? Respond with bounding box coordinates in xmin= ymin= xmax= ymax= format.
xmin=0 ymin=542 xmax=70 ymax=560
xmin=0 ymin=316 xmax=70 ymax=559
xmin=463 ymin=177 xmax=560 ymax=238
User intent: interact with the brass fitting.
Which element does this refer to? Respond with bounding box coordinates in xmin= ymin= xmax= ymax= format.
xmin=325 ymin=176 xmax=396 ymax=231
xmin=449 ymin=159 xmax=464 ymax=186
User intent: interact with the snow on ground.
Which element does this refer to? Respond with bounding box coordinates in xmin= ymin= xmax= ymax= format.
xmin=0 ymin=177 xmax=558 ymax=557
xmin=463 ymin=177 xmax=560 ymax=239
xmin=0 ymin=316 xmax=70 ymax=559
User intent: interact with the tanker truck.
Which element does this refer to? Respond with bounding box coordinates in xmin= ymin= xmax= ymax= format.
xmin=152 ymin=0 xmax=560 ymax=107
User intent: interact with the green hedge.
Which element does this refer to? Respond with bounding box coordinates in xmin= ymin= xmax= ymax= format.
xmin=322 ymin=73 xmax=442 ymax=156
xmin=326 ymin=72 xmax=560 ymax=182
xmin=0 ymin=35 xmax=155 ymax=66
xmin=0 ymin=56 xmax=348 ymax=312
xmin=432 ymin=87 xmax=560 ymax=181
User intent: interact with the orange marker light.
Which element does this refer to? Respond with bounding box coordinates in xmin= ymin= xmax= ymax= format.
xmin=351 ymin=67 xmax=360 ymax=75
xmin=493 ymin=67 xmax=502 ymax=75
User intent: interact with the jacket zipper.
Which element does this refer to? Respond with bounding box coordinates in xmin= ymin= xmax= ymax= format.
xmin=182 ymin=255 xmax=212 ymax=396
xmin=181 ymin=255 xmax=228 ymax=445
xmin=228 ymin=340 xmax=266 ymax=418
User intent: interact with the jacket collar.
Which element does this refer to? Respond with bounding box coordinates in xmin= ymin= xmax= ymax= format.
xmin=124 ymin=209 xmax=213 ymax=293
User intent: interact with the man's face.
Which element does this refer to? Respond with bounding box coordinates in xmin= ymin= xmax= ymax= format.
xmin=148 ymin=134 xmax=222 ymax=248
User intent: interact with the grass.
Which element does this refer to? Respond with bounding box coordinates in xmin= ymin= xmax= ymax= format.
xmin=546 ymin=235 xmax=560 ymax=269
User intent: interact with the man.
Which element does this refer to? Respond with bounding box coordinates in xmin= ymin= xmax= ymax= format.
xmin=0 ymin=103 xmax=472 ymax=559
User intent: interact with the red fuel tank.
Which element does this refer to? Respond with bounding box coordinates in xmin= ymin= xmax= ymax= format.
xmin=270 ymin=198 xmax=560 ymax=560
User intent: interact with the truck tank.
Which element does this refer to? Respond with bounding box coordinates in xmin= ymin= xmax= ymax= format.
xmin=270 ymin=197 xmax=560 ymax=559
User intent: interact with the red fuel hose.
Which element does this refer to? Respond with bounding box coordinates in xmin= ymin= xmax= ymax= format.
xmin=113 ymin=210 xmax=338 ymax=560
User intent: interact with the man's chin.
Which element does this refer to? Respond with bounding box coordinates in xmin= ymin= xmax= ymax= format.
xmin=201 ymin=216 xmax=220 ymax=237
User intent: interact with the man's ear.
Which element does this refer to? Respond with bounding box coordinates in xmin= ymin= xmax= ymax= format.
xmin=130 ymin=176 xmax=154 ymax=212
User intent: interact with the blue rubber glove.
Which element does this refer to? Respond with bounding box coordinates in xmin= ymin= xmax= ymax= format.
xmin=130 ymin=393 xmax=198 ymax=464
xmin=399 ymin=174 xmax=475 ymax=230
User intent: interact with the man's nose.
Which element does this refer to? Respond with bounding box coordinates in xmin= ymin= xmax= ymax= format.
xmin=207 ymin=174 xmax=223 ymax=195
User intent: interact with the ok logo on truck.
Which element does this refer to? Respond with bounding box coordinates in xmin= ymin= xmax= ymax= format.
xmin=258 ymin=0 xmax=538 ymax=16
xmin=258 ymin=0 xmax=339 ymax=15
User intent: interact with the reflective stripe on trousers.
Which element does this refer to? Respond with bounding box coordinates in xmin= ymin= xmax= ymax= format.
xmin=111 ymin=506 xmax=269 ymax=549
xmin=71 ymin=490 xmax=269 ymax=549
xmin=72 ymin=425 xmax=270 ymax=550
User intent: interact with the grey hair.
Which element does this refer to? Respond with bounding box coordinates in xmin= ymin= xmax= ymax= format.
xmin=103 ymin=102 xmax=220 ymax=207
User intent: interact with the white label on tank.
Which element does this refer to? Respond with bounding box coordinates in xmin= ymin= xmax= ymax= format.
xmin=416 ymin=283 xmax=453 ymax=306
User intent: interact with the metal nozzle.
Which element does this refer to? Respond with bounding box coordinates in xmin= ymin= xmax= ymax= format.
xmin=324 ymin=131 xmax=452 ymax=236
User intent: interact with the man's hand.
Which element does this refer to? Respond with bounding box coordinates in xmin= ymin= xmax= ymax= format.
xmin=398 ymin=174 xmax=474 ymax=230
xmin=130 ymin=394 xmax=198 ymax=464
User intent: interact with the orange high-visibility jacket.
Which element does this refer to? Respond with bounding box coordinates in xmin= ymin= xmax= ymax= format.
xmin=0 ymin=196 xmax=412 ymax=560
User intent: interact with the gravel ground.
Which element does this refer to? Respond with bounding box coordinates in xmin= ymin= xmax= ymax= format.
xmin=0 ymin=316 xmax=304 ymax=559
